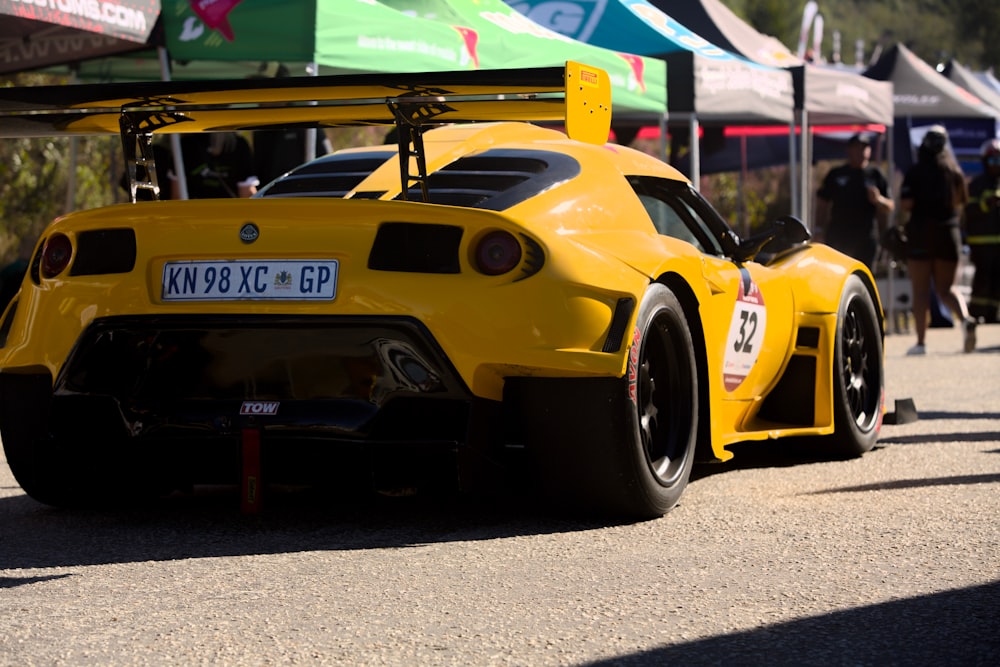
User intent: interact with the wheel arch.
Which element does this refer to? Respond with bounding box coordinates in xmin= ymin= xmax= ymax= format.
xmin=653 ymin=272 xmax=716 ymax=463
xmin=854 ymin=269 xmax=886 ymax=339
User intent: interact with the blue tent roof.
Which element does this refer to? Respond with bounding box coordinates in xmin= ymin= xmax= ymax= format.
xmin=511 ymin=0 xmax=793 ymax=124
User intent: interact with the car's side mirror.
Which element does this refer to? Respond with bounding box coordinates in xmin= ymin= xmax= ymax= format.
xmin=776 ymin=215 xmax=811 ymax=244
xmin=733 ymin=215 xmax=811 ymax=263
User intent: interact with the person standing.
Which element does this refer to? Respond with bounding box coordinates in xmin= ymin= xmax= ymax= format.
xmin=254 ymin=128 xmax=331 ymax=186
xmin=171 ymin=132 xmax=258 ymax=199
xmin=249 ymin=62 xmax=332 ymax=186
xmin=899 ymin=125 xmax=977 ymax=354
xmin=964 ymin=138 xmax=1000 ymax=323
xmin=815 ymin=133 xmax=894 ymax=270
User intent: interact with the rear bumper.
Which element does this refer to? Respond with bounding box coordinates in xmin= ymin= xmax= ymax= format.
xmin=1 ymin=315 xmax=480 ymax=469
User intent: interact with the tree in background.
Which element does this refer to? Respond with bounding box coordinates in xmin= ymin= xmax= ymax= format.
xmin=727 ymin=0 xmax=998 ymax=70
xmin=0 ymin=73 xmax=118 ymax=265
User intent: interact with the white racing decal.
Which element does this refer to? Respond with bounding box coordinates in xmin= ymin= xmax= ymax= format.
xmin=240 ymin=401 xmax=280 ymax=416
xmin=723 ymin=271 xmax=766 ymax=392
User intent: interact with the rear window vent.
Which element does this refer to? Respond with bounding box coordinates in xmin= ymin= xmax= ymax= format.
xmin=259 ymin=148 xmax=579 ymax=210
xmin=259 ymin=153 xmax=392 ymax=198
xmin=396 ymin=150 xmax=578 ymax=210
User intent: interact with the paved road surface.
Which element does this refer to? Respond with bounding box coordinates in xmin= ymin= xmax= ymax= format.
xmin=1 ymin=324 xmax=998 ymax=665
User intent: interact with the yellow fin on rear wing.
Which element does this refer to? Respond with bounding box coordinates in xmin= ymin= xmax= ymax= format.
xmin=0 ymin=61 xmax=611 ymax=144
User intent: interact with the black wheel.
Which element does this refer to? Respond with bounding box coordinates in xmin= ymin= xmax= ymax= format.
xmin=3 ymin=430 xmax=87 ymax=508
xmin=827 ymin=274 xmax=883 ymax=457
xmin=619 ymin=283 xmax=699 ymax=516
xmin=519 ymin=283 xmax=699 ymax=519
xmin=0 ymin=374 xmax=132 ymax=508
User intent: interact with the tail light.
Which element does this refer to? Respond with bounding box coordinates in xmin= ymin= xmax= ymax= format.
xmin=41 ymin=233 xmax=73 ymax=278
xmin=474 ymin=230 xmax=522 ymax=276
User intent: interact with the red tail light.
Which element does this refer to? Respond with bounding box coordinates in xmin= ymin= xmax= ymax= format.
xmin=474 ymin=230 xmax=522 ymax=276
xmin=41 ymin=233 xmax=73 ymax=278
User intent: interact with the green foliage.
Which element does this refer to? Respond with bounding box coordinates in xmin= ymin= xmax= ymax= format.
xmin=0 ymin=133 xmax=118 ymax=264
xmin=740 ymin=0 xmax=804 ymax=49
xmin=701 ymin=169 xmax=785 ymax=236
xmin=741 ymin=0 xmax=1000 ymax=70
xmin=0 ymin=73 xmax=118 ymax=265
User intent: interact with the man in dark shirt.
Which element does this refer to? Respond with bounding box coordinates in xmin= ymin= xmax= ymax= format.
xmin=815 ymin=133 xmax=894 ymax=269
xmin=171 ymin=132 xmax=258 ymax=199
xmin=248 ymin=62 xmax=332 ymax=186
xmin=253 ymin=128 xmax=331 ymax=186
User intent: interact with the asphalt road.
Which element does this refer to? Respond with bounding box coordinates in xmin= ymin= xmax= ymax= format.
xmin=1 ymin=324 xmax=998 ymax=666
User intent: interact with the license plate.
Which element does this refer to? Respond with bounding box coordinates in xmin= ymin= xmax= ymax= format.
xmin=161 ymin=260 xmax=338 ymax=301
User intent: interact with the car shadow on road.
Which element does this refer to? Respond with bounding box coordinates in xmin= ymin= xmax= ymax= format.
xmin=689 ymin=436 xmax=870 ymax=483
xmin=0 ymin=435 xmax=911 ymax=575
xmin=0 ymin=414 xmax=994 ymax=575
xmin=582 ymin=580 xmax=1000 ymax=666
xmin=0 ymin=475 xmax=642 ymax=574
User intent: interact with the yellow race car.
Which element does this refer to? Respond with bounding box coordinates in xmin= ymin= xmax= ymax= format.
xmin=0 ymin=63 xmax=883 ymax=518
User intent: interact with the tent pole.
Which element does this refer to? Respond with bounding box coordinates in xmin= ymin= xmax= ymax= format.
xmin=689 ymin=114 xmax=701 ymax=191
xmin=789 ymin=113 xmax=799 ymax=218
xmin=659 ymin=113 xmax=668 ymax=163
xmin=800 ymin=109 xmax=811 ymax=229
xmin=65 ymin=71 xmax=77 ymax=214
xmin=887 ymin=124 xmax=895 ymax=206
xmin=741 ymin=134 xmax=749 ymax=235
xmin=305 ymin=61 xmax=318 ymax=163
xmin=158 ymin=46 xmax=188 ymax=201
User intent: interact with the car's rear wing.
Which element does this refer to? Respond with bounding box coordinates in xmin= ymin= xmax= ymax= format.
xmin=0 ymin=61 xmax=611 ymax=202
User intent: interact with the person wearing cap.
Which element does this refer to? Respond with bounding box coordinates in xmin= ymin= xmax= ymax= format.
xmin=963 ymin=138 xmax=1000 ymax=324
xmin=899 ymin=125 xmax=977 ymax=354
xmin=815 ymin=132 xmax=894 ymax=270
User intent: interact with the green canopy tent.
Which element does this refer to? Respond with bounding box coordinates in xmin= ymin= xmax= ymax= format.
xmin=63 ymin=0 xmax=532 ymax=197
xmin=71 ymin=0 xmax=666 ymax=120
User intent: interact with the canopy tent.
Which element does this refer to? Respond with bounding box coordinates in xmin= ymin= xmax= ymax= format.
xmin=649 ymin=0 xmax=895 ymax=226
xmin=0 ymin=0 xmax=162 ymax=209
xmin=61 ymin=0 xmax=665 ymax=121
xmin=864 ymin=43 xmax=997 ymax=171
xmin=510 ymin=0 xmax=794 ymax=187
xmin=377 ymin=0 xmax=666 ymax=121
xmin=649 ymin=0 xmax=798 ymax=69
xmin=974 ymin=69 xmax=1000 ymax=96
xmin=35 ymin=0 xmax=664 ymax=197
xmin=941 ymin=59 xmax=1000 ymax=115
xmin=0 ymin=0 xmax=160 ymax=75
xmin=65 ymin=0 xmax=486 ymax=80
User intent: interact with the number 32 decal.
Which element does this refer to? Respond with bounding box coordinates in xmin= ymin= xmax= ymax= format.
xmin=723 ymin=271 xmax=766 ymax=391
xmin=733 ymin=309 xmax=758 ymax=353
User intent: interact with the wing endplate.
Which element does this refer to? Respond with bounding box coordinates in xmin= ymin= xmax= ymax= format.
xmin=564 ymin=61 xmax=612 ymax=146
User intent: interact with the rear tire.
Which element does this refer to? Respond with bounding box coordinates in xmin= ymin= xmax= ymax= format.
xmin=522 ymin=283 xmax=699 ymax=519
xmin=4 ymin=431 xmax=89 ymax=508
xmin=613 ymin=283 xmax=698 ymax=516
xmin=827 ymin=274 xmax=883 ymax=457
xmin=0 ymin=375 xmax=130 ymax=508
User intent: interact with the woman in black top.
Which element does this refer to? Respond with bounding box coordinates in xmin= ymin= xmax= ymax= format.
xmin=899 ymin=125 xmax=976 ymax=354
